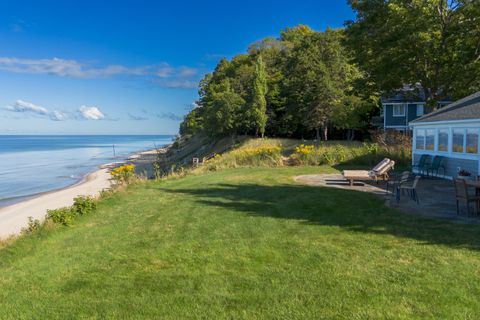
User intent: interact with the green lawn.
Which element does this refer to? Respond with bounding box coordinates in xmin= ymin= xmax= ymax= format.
xmin=1 ymin=166 xmax=480 ymax=319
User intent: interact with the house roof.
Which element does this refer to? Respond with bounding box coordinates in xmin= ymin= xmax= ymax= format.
xmin=410 ymin=91 xmax=480 ymax=124
xmin=381 ymin=84 xmax=450 ymax=104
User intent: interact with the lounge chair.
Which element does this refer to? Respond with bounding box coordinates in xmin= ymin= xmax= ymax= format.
xmin=342 ymin=159 xmax=395 ymax=186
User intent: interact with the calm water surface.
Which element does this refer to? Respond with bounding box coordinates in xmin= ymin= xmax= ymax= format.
xmin=0 ymin=135 xmax=173 ymax=206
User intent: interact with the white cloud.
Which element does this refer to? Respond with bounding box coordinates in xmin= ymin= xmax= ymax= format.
xmin=78 ymin=106 xmax=105 ymax=120
xmin=156 ymin=79 xmax=198 ymax=89
xmin=5 ymin=100 xmax=48 ymax=115
xmin=49 ymin=110 xmax=69 ymax=121
xmin=178 ymin=67 xmax=197 ymax=77
xmin=0 ymin=57 xmax=199 ymax=82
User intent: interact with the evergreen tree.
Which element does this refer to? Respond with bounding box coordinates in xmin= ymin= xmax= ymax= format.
xmin=251 ymin=56 xmax=268 ymax=137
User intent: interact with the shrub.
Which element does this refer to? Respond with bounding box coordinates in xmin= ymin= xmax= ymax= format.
xmin=21 ymin=217 xmax=41 ymax=235
xmin=73 ymin=196 xmax=97 ymax=216
xmin=291 ymin=141 xmax=411 ymax=167
xmin=46 ymin=207 xmax=77 ymax=226
xmin=111 ymin=164 xmax=136 ymax=184
xmin=99 ymin=188 xmax=116 ymax=199
xmin=203 ymin=146 xmax=283 ymax=170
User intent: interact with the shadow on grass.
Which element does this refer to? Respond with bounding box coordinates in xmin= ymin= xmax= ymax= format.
xmin=157 ymin=183 xmax=480 ymax=251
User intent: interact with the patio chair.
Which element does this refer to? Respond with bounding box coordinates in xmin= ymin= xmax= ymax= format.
xmin=453 ymin=179 xmax=480 ymax=216
xmin=386 ymin=171 xmax=410 ymax=195
xmin=398 ymin=175 xmax=421 ymax=204
xmin=342 ymin=159 xmax=395 ymax=186
xmin=412 ymin=154 xmax=431 ymax=176
xmin=426 ymin=156 xmax=445 ymax=178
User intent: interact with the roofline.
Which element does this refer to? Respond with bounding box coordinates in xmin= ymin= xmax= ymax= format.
xmin=411 ymin=91 xmax=480 ymax=123
xmin=410 ymin=118 xmax=480 ymax=126
xmin=381 ymin=101 xmax=451 ymax=104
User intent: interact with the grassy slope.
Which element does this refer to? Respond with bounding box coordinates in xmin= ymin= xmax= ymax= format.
xmin=1 ymin=166 xmax=480 ymax=319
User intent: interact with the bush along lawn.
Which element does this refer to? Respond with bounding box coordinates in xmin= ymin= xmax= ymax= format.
xmin=1 ymin=166 xmax=480 ymax=319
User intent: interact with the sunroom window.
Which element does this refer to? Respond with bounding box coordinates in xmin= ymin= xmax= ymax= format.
xmin=453 ymin=129 xmax=465 ymax=153
xmin=466 ymin=129 xmax=479 ymax=154
xmin=416 ymin=129 xmax=425 ymax=150
xmin=425 ymin=129 xmax=435 ymax=151
xmin=438 ymin=129 xmax=449 ymax=152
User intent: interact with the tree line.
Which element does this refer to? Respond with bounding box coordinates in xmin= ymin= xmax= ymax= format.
xmin=180 ymin=0 xmax=480 ymax=141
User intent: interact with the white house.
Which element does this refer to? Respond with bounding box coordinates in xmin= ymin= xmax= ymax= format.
xmin=409 ymin=91 xmax=480 ymax=178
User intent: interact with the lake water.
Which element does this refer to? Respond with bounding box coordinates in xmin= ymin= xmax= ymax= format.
xmin=0 ymin=135 xmax=173 ymax=207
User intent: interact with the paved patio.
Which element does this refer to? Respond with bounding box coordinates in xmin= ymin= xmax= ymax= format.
xmin=294 ymin=174 xmax=480 ymax=224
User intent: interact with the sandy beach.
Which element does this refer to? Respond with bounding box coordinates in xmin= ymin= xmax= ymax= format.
xmin=0 ymin=168 xmax=112 ymax=239
xmin=0 ymin=143 xmax=171 ymax=240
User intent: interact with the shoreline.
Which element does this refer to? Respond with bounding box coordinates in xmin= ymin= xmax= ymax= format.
xmin=0 ymin=168 xmax=112 ymax=239
xmin=0 ymin=144 xmax=171 ymax=240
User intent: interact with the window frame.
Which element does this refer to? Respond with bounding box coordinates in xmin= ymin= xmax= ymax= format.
xmin=415 ymin=129 xmax=426 ymax=150
xmin=425 ymin=129 xmax=435 ymax=151
xmin=392 ymin=104 xmax=406 ymax=117
xmin=466 ymin=128 xmax=479 ymax=154
xmin=437 ymin=128 xmax=449 ymax=153
xmin=452 ymin=128 xmax=466 ymax=154
xmin=416 ymin=104 xmax=424 ymax=117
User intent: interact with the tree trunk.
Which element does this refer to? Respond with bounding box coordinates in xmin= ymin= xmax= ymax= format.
xmin=322 ymin=127 xmax=328 ymax=141
xmin=315 ymin=128 xmax=320 ymax=141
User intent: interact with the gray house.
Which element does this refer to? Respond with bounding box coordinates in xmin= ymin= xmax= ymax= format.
xmin=410 ymin=91 xmax=480 ymax=178
xmin=380 ymin=86 xmax=450 ymax=130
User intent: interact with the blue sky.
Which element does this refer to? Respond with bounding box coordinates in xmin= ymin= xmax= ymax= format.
xmin=0 ymin=0 xmax=354 ymax=135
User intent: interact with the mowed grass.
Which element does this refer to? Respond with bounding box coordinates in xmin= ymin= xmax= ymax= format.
xmin=1 ymin=167 xmax=480 ymax=319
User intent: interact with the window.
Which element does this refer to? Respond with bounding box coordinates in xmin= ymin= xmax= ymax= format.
xmin=392 ymin=104 xmax=406 ymax=117
xmin=425 ymin=129 xmax=435 ymax=150
xmin=453 ymin=129 xmax=465 ymax=153
xmin=438 ymin=129 xmax=449 ymax=152
xmin=416 ymin=104 xmax=424 ymax=117
xmin=416 ymin=129 xmax=425 ymax=150
xmin=466 ymin=129 xmax=479 ymax=154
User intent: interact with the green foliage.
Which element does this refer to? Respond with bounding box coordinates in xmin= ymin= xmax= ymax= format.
xmin=111 ymin=164 xmax=136 ymax=185
xmin=203 ymin=145 xmax=283 ymax=170
xmin=251 ymin=56 xmax=268 ymax=137
xmin=180 ymin=24 xmax=371 ymax=140
xmin=284 ymin=28 xmax=362 ymax=140
xmin=20 ymin=217 xmax=41 ymax=235
xmin=73 ymin=196 xmax=97 ymax=216
xmin=204 ymin=80 xmax=246 ymax=137
xmin=346 ymin=0 xmax=480 ymax=105
xmin=99 ymin=188 xmax=116 ymax=199
xmin=291 ymin=141 xmax=410 ymax=167
xmin=46 ymin=207 xmax=77 ymax=226
xmin=179 ymin=107 xmax=204 ymax=136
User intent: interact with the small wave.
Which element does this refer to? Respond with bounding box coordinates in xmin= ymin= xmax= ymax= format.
xmin=57 ymin=175 xmax=79 ymax=180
